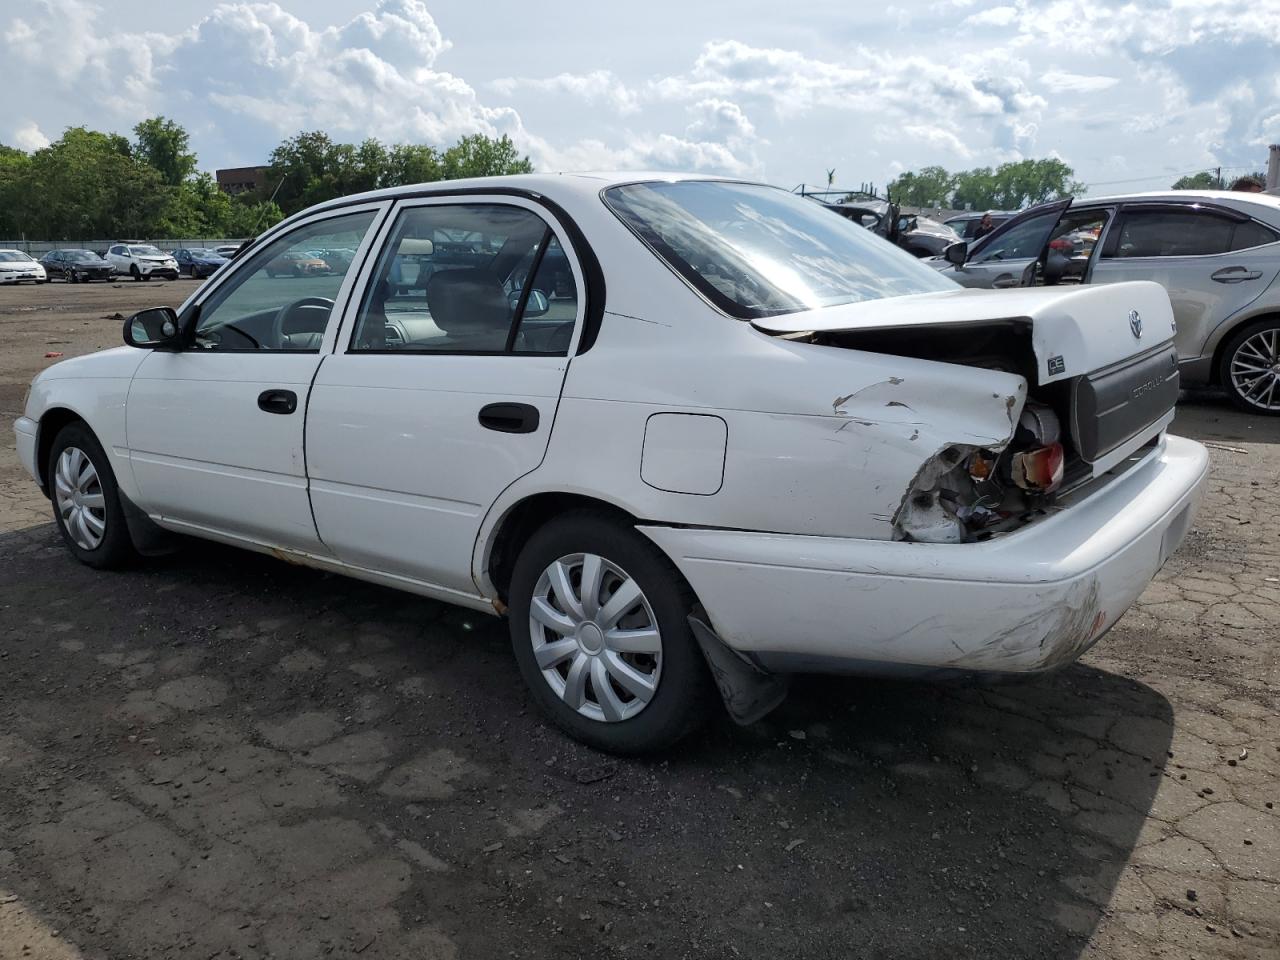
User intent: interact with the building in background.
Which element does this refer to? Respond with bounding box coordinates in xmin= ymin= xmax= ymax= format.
xmin=216 ymin=166 xmax=268 ymax=196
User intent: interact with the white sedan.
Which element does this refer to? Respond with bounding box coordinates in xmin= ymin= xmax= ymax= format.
xmin=13 ymin=173 xmax=1208 ymax=753
xmin=0 ymin=249 xmax=47 ymax=283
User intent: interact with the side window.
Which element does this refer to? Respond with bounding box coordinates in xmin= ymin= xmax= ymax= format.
xmin=1231 ymin=220 xmax=1280 ymax=251
xmin=1043 ymin=208 xmax=1110 ymax=282
xmin=191 ymin=210 xmax=376 ymax=352
xmin=1111 ymin=209 xmax=1234 ymax=258
xmin=350 ymin=203 xmax=578 ymax=355
xmin=969 ymin=211 xmax=1061 ymax=264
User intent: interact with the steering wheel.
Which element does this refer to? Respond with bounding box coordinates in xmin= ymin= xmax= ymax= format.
xmin=270 ymin=297 xmax=335 ymax=349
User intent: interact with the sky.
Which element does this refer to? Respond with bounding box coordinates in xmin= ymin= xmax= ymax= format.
xmin=3 ymin=0 xmax=1278 ymax=196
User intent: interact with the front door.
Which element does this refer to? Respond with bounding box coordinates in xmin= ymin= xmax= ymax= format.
xmin=125 ymin=206 xmax=384 ymax=550
xmin=306 ymin=198 xmax=583 ymax=596
xmin=1087 ymin=203 xmax=1280 ymax=362
xmin=948 ymin=199 xmax=1071 ymax=289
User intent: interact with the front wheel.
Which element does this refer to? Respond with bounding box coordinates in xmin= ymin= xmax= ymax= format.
xmin=1219 ymin=319 xmax=1280 ymax=415
xmin=508 ymin=511 xmax=709 ymax=754
xmin=130 ymin=265 xmax=141 ymax=281
xmin=47 ymin=422 xmax=137 ymax=569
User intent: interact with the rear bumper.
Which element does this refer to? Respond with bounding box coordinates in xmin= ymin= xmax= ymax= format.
xmin=640 ymin=434 xmax=1209 ymax=676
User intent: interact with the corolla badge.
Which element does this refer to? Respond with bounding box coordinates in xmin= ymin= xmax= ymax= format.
xmin=1128 ymin=309 xmax=1143 ymax=339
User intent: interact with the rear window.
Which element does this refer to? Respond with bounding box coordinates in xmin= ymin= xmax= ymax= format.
xmin=603 ymin=180 xmax=956 ymax=319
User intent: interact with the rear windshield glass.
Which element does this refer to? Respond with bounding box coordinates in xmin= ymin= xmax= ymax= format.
xmin=603 ymin=181 xmax=956 ymax=319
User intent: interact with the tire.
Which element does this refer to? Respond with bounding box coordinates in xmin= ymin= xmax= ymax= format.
xmin=69 ymin=271 xmax=79 ymax=284
xmin=130 ymin=265 xmax=141 ymax=281
xmin=1218 ymin=319 xmax=1280 ymax=415
xmin=508 ymin=510 xmax=709 ymax=754
xmin=46 ymin=422 xmax=138 ymax=569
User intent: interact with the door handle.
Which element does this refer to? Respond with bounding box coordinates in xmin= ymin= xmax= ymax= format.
xmin=478 ymin=402 xmax=540 ymax=434
xmin=1211 ymin=266 xmax=1263 ymax=283
xmin=991 ymin=274 xmax=1019 ymax=288
xmin=257 ymin=389 xmax=298 ymax=415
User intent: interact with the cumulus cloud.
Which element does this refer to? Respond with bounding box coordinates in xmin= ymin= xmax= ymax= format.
xmin=11 ymin=121 xmax=51 ymax=150
xmin=490 ymin=70 xmax=641 ymax=115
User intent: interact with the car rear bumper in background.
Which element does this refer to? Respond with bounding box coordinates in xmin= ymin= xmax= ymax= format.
xmin=640 ymin=434 xmax=1209 ymax=676
xmin=14 ymin=416 xmax=38 ymax=481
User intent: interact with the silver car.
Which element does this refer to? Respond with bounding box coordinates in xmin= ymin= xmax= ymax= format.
xmin=932 ymin=191 xmax=1280 ymax=414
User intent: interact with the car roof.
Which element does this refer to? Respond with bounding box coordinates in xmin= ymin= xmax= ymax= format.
xmin=299 ymin=171 xmax=741 ymax=218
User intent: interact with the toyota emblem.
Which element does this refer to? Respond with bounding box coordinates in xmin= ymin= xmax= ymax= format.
xmin=1128 ymin=309 xmax=1142 ymax=339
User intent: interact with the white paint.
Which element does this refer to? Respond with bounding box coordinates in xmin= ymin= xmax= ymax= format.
xmin=13 ymin=172 xmax=1210 ymax=681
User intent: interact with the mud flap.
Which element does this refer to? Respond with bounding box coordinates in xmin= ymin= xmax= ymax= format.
xmin=119 ymin=492 xmax=181 ymax=556
xmin=688 ymin=611 xmax=789 ymax=725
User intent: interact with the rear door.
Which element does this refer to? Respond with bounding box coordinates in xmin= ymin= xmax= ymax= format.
xmin=1088 ymin=202 xmax=1280 ymax=361
xmin=947 ymin=199 xmax=1071 ymax=288
xmin=306 ymin=196 xmax=584 ymax=596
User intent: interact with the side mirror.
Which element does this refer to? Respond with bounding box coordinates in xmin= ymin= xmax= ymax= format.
xmin=944 ymin=241 xmax=969 ymax=266
xmin=523 ymin=290 xmax=550 ymax=318
xmin=124 ymin=307 xmax=182 ymax=349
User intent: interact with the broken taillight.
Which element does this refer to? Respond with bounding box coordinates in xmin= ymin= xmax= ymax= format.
xmin=1010 ymin=442 xmax=1064 ymax=493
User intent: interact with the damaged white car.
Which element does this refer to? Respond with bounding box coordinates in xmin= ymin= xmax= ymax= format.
xmin=13 ymin=174 xmax=1208 ymax=753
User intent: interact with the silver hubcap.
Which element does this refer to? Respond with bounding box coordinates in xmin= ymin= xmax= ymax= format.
xmin=54 ymin=447 xmax=106 ymax=550
xmin=1230 ymin=329 xmax=1280 ymax=411
xmin=528 ymin=553 xmax=662 ymax=723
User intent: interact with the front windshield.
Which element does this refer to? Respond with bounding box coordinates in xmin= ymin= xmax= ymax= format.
xmin=187 ymin=248 xmax=214 ymax=257
xmin=603 ymin=180 xmax=956 ymax=319
xmin=0 ymin=251 xmax=33 ymax=262
xmin=129 ymin=245 xmax=163 ymax=256
xmin=68 ymin=251 xmax=100 ymax=261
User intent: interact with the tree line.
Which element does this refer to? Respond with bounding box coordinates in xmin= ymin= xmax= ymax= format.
xmin=887 ymin=159 xmax=1084 ymax=211
xmin=0 ymin=117 xmax=534 ymax=241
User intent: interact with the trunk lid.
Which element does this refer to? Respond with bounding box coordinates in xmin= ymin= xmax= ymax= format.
xmin=752 ymin=280 xmax=1175 ymax=386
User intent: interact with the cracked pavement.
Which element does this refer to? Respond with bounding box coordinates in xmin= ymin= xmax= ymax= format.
xmin=0 ymin=283 xmax=1277 ymax=959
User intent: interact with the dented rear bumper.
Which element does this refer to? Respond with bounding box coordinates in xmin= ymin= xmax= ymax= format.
xmin=640 ymin=434 xmax=1208 ymax=675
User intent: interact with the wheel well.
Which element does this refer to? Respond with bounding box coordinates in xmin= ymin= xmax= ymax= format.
xmin=35 ymin=408 xmax=86 ymax=494
xmin=1210 ymin=312 xmax=1280 ymax=385
xmin=486 ymin=493 xmax=639 ymax=601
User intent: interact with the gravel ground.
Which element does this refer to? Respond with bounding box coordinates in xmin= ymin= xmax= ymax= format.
xmin=0 ymin=280 xmax=1277 ymax=960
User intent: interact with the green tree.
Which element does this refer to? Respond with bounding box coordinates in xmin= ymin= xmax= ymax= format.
xmin=133 ymin=117 xmax=197 ymax=187
xmin=3 ymin=127 xmax=169 ymax=239
xmin=440 ymin=134 xmax=533 ymax=180
xmin=386 ymin=143 xmax=441 ymax=186
xmin=888 ymin=165 xmax=955 ymax=207
xmin=1172 ymin=171 xmax=1217 ymax=190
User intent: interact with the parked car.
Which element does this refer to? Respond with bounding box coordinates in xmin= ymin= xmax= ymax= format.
xmin=0 ymin=249 xmax=47 ymax=284
xmin=931 ymin=191 xmax=1280 ymax=414
xmin=945 ymin=211 xmax=1016 ymax=241
xmin=105 ymin=243 xmax=179 ymax=281
xmin=816 ymin=197 xmax=960 ymax=257
xmin=40 ymin=249 xmax=113 ymax=283
xmin=13 ymin=173 xmax=1207 ymax=753
xmin=895 ymin=213 xmax=962 ymax=257
xmin=266 ymin=250 xmax=328 ymax=277
xmin=214 ymin=244 xmax=245 ymax=258
xmin=173 ymin=248 xmax=229 ymax=279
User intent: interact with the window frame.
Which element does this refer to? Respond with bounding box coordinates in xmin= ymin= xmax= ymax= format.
xmin=175 ymin=199 xmax=392 ymax=356
xmin=1099 ymin=201 xmax=1273 ymax=261
xmin=337 ymin=195 xmax=587 ymax=359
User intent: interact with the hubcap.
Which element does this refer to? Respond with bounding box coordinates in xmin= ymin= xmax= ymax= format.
xmin=53 ymin=446 xmax=107 ymax=550
xmin=1230 ymin=329 xmax=1280 ymax=411
xmin=528 ymin=553 xmax=662 ymax=723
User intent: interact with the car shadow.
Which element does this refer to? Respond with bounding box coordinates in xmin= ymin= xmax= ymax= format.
xmin=0 ymin=528 xmax=1173 ymax=959
xmin=1174 ymin=389 xmax=1280 ymax=445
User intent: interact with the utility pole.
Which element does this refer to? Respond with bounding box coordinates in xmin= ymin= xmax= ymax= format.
xmin=1215 ymin=166 xmax=1222 ymax=189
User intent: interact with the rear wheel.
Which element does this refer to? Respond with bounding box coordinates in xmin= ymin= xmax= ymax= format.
xmin=1219 ymin=319 xmax=1280 ymax=415
xmin=47 ymin=422 xmax=137 ymax=569
xmin=508 ymin=511 xmax=709 ymax=754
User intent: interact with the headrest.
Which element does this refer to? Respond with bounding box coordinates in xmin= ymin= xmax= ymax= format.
xmin=425 ymin=269 xmax=509 ymax=335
